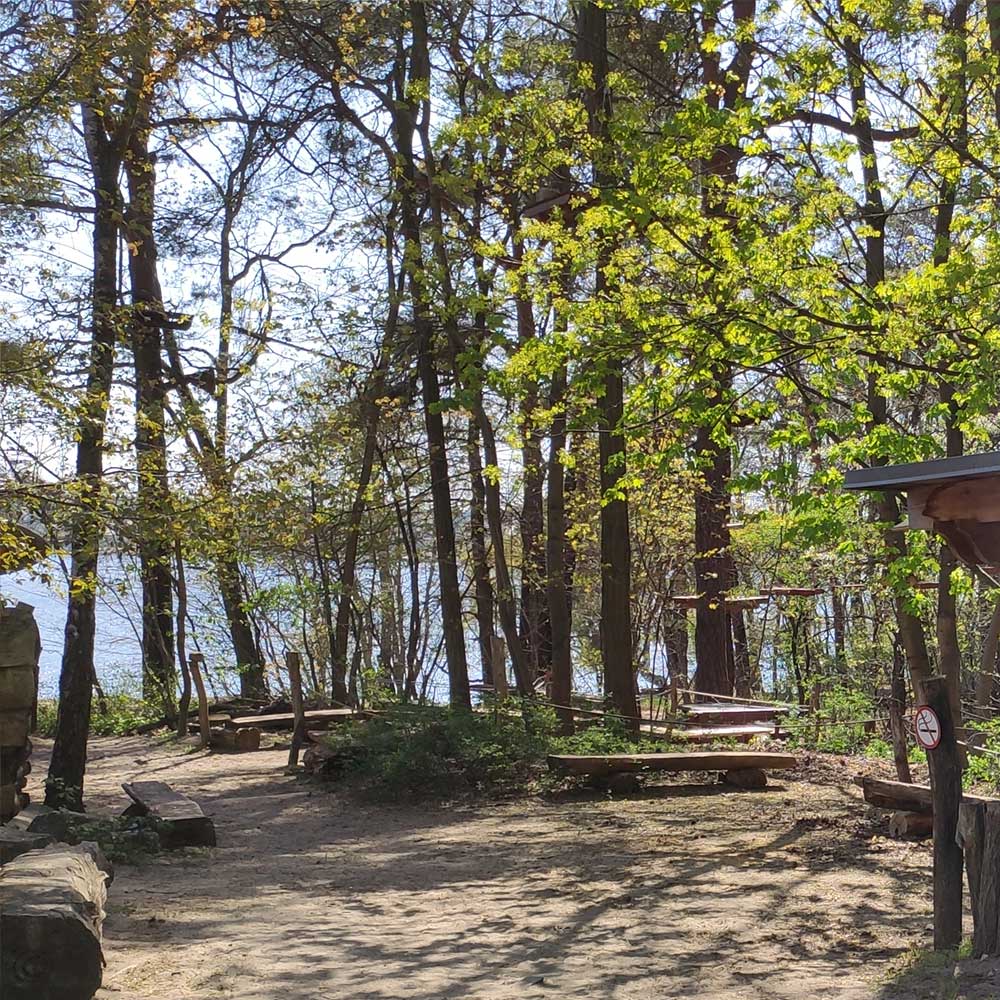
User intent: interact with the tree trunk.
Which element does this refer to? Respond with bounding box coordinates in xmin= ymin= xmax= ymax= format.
xmin=576 ymin=0 xmax=637 ymax=727
xmin=467 ymin=420 xmax=496 ymax=687
xmin=395 ymin=1 xmax=469 ymax=708
xmin=47 ymin=8 xmax=125 ymax=808
xmin=124 ymin=122 xmax=177 ymax=721
xmin=547 ymin=367 xmax=573 ymax=732
xmin=977 ymin=597 xmax=1000 ymax=710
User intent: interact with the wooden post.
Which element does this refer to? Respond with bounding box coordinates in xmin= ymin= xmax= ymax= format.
xmin=669 ymin=673 xmax=678 ymax=716
xmin=188 ymin=653 xmax=211 ymax=749
xmin=491 ymin=636 xmax=508 ymax=698
xmin=286 ymin=650 xmax=307 ymax=767
xmin=923 ymin=674 xmax=964 ymax=950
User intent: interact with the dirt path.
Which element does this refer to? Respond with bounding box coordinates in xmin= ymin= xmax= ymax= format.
xmin=22 ymin=738 xmax=998 ymax=999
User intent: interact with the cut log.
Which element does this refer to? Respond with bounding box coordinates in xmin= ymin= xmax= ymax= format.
xmin=209 ymin=727 xmax=260 ymax=753
xmin=0 ymin=842 xmax=109 ymax=1000
xmin=227 ymin=707 xmax=362 ymax=730
xmin=724 ymin=767 xmax=768 ymax=789
xmin=856 ymin=776 xmax=996 ymax=815
xmin=671 ymin=723 xmax=783 ymax=743
xmin=888 ymin=810 xmax=934 ymax=839
xmin=0 ymin=826 xmax=53 ymax=864
xmin=121 ymin=781 xmax=216 ymax=848
xmin=547 ymin=751 xmax=797 ymax=777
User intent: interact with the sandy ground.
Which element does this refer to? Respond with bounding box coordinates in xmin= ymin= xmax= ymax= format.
xmin=20 ymin=738 xmax=1000 ymax=999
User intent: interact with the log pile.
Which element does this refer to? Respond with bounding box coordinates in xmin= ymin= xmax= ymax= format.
xmin=0 ymin=602 xmax=40 ymax=822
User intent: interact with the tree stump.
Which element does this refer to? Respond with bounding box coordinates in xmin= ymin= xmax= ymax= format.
xmin=724 ymin=767 xmax=767 ymax=789
xmin=0 ymin=842 xmax=109 ymax=999
xmin=959 ymin=799 xmax=1000 ymax=955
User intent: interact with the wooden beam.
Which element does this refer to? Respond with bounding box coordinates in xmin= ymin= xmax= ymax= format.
xmin=547 ymin=751 xmax=797 ymax=776
xmin=188 ymin=652 xmax=211 ymax=749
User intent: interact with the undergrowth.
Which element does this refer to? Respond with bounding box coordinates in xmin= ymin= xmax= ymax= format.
xmin=320 ymin=701 xmax=678 ymax=803
xmin=36 ymin=693 xmax=162 ymax=737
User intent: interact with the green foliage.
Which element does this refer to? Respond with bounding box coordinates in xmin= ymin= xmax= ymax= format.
xmin=786 ymin=684 xmax=876 ymax=754
xmin=319 ymin=703 xmax=681 ymax=803
xmin=36 ymin=694 xmax=163 ymax=738
xmin=51 ymin=812 xmax=165 ymax=865
xmin=964 ymin=719 xmax=1000 ymax=787
xmin=323 ymin=701 xmax=558 ymax=802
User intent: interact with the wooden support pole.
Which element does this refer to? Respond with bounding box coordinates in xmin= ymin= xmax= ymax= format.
xmin=923 ymin=674 xmax=964 ymax=950
xmin=188 ymin=653 xmax=211 ymax=749
xmin=286 ymin=650 xmax=307 ymax=768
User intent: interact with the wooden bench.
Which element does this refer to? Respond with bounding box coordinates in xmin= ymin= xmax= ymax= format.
xmin=226 ymin=707 xmax=362 ymax=731
xmin=681 ymin=703 xmax=787 ymax=726
xmin=121 ymin=781 xmax=216 ymax=848
xmin=548 ymin=751 xmax=797 ymax=788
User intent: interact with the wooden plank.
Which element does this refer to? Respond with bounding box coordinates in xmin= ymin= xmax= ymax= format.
xmin=547 ymin=751 xmax=797 ymax=776
xmin=673 ymin=723 xmax=782 ymax=743
xmin=0 ymin=843 xmax=108 ymax=999
xmin=121 ymin=781 xmax=216 ymax=848
xmin=227 ymin=707 xmax=361 ymax=730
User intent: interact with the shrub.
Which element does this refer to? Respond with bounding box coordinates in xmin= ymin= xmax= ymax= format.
xmin=324 ymin=700 xmax=558 ymax=802
xmin=965 ymin=718 xmax=1000 ymax=787
xmin=35 ymin=694 xmax=162 ymax=738
xmin=786 ymin=684 xmax=876 ymax=755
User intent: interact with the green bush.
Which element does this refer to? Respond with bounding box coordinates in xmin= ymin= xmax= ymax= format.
xmin=35 ymin=694 xmax=163 ymax=738
xmin=965 ymin=718 xmax=1000 ymax=787
xmin=786 ymin=684 xmax=876 ymax=755
xmin=324 ymin=701 xmax=558 ymax=802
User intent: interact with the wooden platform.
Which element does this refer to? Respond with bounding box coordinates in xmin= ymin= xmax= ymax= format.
xmin=548 ymin=751 xmax=797 ymax=777
xmin=227 ymin=708 xmax=362 ymax=730
xmin=675 ymin=722 xmax=782 ymax=743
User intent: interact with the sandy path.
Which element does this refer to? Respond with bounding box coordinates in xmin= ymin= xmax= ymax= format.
xmin=22 ymin=738 xmax=987 ymax=999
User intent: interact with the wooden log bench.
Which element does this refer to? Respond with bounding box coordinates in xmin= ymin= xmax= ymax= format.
xmin=0 ymin=825 xmax=53 ymax=864
xmin=681 ymin=703 xmax=788 ymax=726
xmin=121 ymin=781 xmax=216 ymax=848
xmin=226 ymin=707 xmax=362 ymax=731
xmin=547 ymin=751 xmax=797 ymax=788
xmin=856 ymin=775 xmax=997 ymax=815
xmin=0 ymin=842 xmax=110 ymax=1000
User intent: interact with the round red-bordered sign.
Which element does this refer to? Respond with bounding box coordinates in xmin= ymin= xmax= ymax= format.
xmin=914 ymin=705 xmax=942 ymax=750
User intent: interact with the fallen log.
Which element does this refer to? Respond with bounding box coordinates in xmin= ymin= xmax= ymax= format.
xmin=888 ymin=810 xmax=934 ymax=839
xmin=121 ymin=781 xmax=216 ymax=848
xmin=547 ymin=751 xmax=797 ymax=777
xmin=856 ymin=776 xmax=996 ymax=815
xmin=0 ymin=842 xmax=109 ymax=1000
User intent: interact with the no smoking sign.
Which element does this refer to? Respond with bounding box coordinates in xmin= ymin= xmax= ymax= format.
xmin=914 ymin=705 xmax=942 ymax=750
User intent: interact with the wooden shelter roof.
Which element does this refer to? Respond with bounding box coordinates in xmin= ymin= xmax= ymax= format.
xmin=843 ymin=451 xmax=1000 ymax=492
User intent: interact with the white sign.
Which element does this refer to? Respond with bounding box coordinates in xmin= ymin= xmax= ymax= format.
xmin=914 ymin=705 xmax=942 ymax=750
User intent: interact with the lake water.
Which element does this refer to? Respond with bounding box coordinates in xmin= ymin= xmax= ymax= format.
xmin=2 ymin=566 xmax=145 ymax=697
